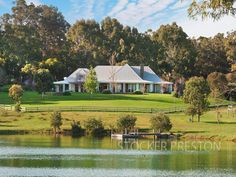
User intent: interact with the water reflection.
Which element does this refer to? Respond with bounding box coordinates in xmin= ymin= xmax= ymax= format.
xmin=0 ymin=135 xmax=235 ymax=176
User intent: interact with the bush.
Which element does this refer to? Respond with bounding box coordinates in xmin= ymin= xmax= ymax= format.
xmin=117 ymin=115 xmax=137 ymax=132
xmin=14 ymin=103 xmax=21 ymax=112
xmin=71 ymin=120 xmax=84 ymax=137
xmin=133 ymin=90 xmax=143 ymax=95
xmin=63 ymin=91 xmax=72 ymax=96
xmin=84 ymin=118 xmax=105 ymax=137
xmin=102 ymin=89 xmax=112 ymax=94
xmin=50 ymin=111 xmax=63 ymax=133
xmin=150 ymin=113 xmax=172 ymax=133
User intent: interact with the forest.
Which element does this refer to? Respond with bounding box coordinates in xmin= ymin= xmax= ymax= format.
xmin=0 ymin=0 xmax=235 ymax=95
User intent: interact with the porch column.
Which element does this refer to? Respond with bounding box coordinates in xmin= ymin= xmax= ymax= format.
xmin=136 ymin=83 xmax=140 ymax=91
xmin=109 ymin=83 xmax=112 ymax=92
xmin=150 ymin=84 xmax=153 ymax=93
xmin=160 ymin=84 xmax=164 ymax=93
xmin=62 ymin=84 xmax=65 ymax=92
xmin=168 ymin=84 xmax=173 ymax=93
xmin=123 ymin=83 xmax=126 ymax=93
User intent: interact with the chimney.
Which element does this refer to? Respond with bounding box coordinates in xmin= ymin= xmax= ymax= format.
xmin=140 ymin=64 xmax=144 ymax=79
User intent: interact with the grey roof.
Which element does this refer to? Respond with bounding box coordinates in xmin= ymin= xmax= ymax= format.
xmin=131 ymin=66 xmax=172 ymax=84
xmin=54 ymin=64 xmax=172 ymax=85
xmin=67 ymin=68 xmax=89 ymax=83
xmin=95 ymin=64 xmax=150 ymax=83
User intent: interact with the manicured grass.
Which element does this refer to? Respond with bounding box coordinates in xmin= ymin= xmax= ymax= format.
xmin=0 ymin=91 xmax=186 ymax=109
xmin=0 ymin=108 xmax=235 ymax=141
xmin=0 ymin=91 xmax=232 ymax=109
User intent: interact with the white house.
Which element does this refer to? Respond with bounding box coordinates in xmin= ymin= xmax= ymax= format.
xmin=54 ymin=64 xmax=173 ymax=93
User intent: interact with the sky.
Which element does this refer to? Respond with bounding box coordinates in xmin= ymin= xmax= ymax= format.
xmin=0 ymin=0 xmax=236 ymax=37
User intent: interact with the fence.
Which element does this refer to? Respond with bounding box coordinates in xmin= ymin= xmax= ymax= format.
xmin=1 ymin=103 xmax=235 ymax=114
xmin=22 ymin=106 xmax=186 ymax=114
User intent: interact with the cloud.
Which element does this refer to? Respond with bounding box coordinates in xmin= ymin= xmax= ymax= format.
xmin=178 ymin=15 xmax=236 ymax=38
xmin=108 ymin=0 xmax=129 ymax=16
xmin=108 ymin=0 xmax=176 ymax=28
xmin=67 ymin=0 xmax=95 ymax=23
xmin=25 ymin=0 xmax=42 ymax=6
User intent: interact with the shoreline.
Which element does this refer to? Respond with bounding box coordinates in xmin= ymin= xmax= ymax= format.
xmin=0 ymin=129 xmax=235 ymax=143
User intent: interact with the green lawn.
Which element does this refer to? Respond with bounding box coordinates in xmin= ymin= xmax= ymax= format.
xmin=0 ymin=91 xmax=231 ymax=109
xmin=0 ymin=108 xmax=235 ymax=141
xmin=0 ymin=91 xmax=186 ymax=108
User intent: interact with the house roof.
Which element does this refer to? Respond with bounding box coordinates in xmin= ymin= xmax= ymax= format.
xmin=54 ymin=64 xmax=172 ymax=85
xmin=95 ymin=64 xmax=150 ymax=83
xmin=67 ymin=68 xmax=89 ymax=83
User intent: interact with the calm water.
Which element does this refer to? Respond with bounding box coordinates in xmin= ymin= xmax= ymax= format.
xmin=0 ymin=135 xmax=235 ymax=177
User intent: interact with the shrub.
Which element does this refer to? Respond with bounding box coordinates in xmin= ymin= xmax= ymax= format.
xmin=133 ymin=90 xmax=143 ymax=95
xmin=117 ymin=115 xmax=137 ymax=132
xmin=102 ymin=89 xmax=112 ymax=94
xmin=63 ymin=91 xmax=71 ymax=96
xmin=150 ymin=113 xmax=172 ymax=133
xmin=50 ymin=111 xmax=63 ymax=133
xmin=84 ymin=118 xmax=105 ymax=137
xmin=14 ymin=103 xmax=21 ymax=112
xmin=71 ymin=120 xmax=84 ymax=137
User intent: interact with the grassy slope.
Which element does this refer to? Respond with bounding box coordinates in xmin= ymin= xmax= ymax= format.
xmin=0 ymin=91 xmax=231 ymax=108
xmin=0 ymin=92 xmax=186 ymax=108
xmin=0 ymin=108 xmax=235 ymax=141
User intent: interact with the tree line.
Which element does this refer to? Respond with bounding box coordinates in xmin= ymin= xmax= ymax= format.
xmin=0 ymin=0 xmax=235 ymax=92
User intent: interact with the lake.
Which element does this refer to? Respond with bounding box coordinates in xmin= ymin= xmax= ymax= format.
xmin=0 ymin=135 xmax=235 ymax=177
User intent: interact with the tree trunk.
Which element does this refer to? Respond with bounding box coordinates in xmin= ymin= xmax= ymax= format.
xmin=197 ymin=114 xmax=200 ymax=122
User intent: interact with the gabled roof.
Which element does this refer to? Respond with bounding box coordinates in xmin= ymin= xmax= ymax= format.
xmin=95 ymin=64 xmax=150 ymax=83
xmin=131 ymin=66 xmax=172 ymax=84
xmin=67 ymin=68 xmax=89 ymax=83
xmin=54 ymin=64 xmax=172 ymax=85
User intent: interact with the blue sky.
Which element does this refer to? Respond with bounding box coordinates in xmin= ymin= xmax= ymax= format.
xmin=0 ymin=0 xmax=236 ymax=37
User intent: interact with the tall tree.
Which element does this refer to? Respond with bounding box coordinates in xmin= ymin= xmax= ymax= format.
xmin=84 ymin=67 xmax=98 ymax=94
xmin=188 ymin=0 xmax=236 ymax=20
xmin=193 ymin=34 xmax=230 ymax=77
xmin=183 ymin=77 xmax=210 ymax=122
xmin=67 ymin=19 xmax=105 ymax=67
xmin=152 ymin=22 xmax=196 ymax=79
xmin=207 ymin=72 xmax=228 ymax=98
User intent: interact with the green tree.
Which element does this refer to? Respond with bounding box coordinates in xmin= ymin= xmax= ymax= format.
xmin=183 ymin=77 xmax=210 ymax=122
xmin=84 ymin=67 xmax=98 ymax=94
xmin=9 ymin=84 xmax=24 ymax=112
xmin=50 ymin=111 xmax=62 ymax=133
xmin=207 ymin=72 xmax=228 ymax=98
xmin=193 ymin=34 xmax=230 ymax=77
xmin=152 ymin=22 xmax=196 ymax=79
xmin=185 ymin=105 xmax=198 ymax=122
xmin=39 ymin=58 xmax=66 ymax=81
xmin=34 ymin=69 xmax=53 ymax=97
xmin=83 ymin=118 xmax=105 ymax=136
xmin=150 ymin=113 xmax=172 ymax=133
xmin=188 ymin=0 xmax=236 ymax=20
xmin=117 ymin=115 xmax=137 ymax=133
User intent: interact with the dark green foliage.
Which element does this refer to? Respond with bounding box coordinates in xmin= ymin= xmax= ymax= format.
xmin=133 ymin=90 xmax=143 ymax=95
xmin=207 ymin=72 xmax=228 ymax=98
xmin=35 ymin=69 xmax=53 ymax=94
xmin=150 ymin=113 xmax=172 ymax=133
xmin=84 ymin=118 xmax=105 ymax=137
xmin=50 ymin=111 xmax=63 ymax=133
xmin=183 ymin=77 xmax=210 ymax=122
xmin=117 ymin=115 xmax=137 ymax=132
xmin=63 ymin=91 xmax=71 ymax=96
xmin=188 ymin=0 xmax=236 ymax=20
xmin=71 ymin=120 xmax=84 ymax=137
xmin=102 ymin=89 xmax=112 ymax=94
